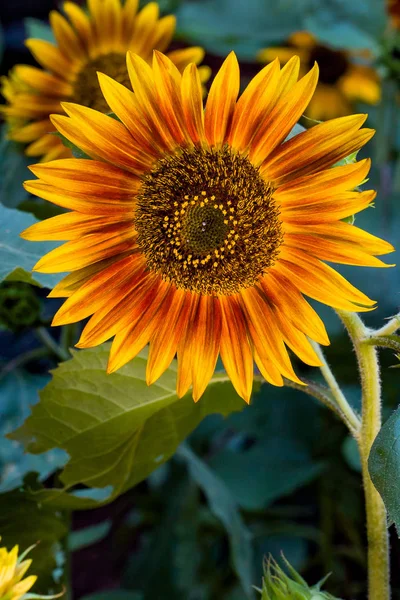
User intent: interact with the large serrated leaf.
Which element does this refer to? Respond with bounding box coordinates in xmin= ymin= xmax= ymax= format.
xmin=10 ymin=345 xmax=246 ymax=508
xmin=0 ymin=205 xmax=63 ymax=288
xmin=368 ymin=406 xmax=400 ymax=532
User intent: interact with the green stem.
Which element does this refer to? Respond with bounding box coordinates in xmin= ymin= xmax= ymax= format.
xmin=310 ymin=340 xmax=361 ymax=437
xmin=35 ymin=327 xmax=70 ymax=362
xmin=337 ymin=310 xmax=390 ymax=600
xmin=0 ymin=347 xmax=49 ymax=380
xmin=373 ymin=314 xmax=400 ymax=337
xmin=283 ymin=377 xmax=359 ymax=436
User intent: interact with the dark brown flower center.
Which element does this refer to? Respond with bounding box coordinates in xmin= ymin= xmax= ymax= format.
xmin=71 ymin=52 xmax=131 ymax=113
xmin=135 ymin=146 xmax=283 ymax=295
xmin=308 ymin=45 xmax=349 ymax=85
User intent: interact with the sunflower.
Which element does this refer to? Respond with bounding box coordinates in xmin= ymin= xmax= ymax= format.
xmin=0 ymin=543 xmax=37 ymax=600
xmin=0 ymin=0 xmax=209 ymax=162
xmin=22 ymin=51 xmax=394 ymax=402
xmin=258 ymin=32 xmax=380 ymax=121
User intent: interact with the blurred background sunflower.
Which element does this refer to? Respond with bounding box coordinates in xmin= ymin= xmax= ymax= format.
xmin=258 ymin=31 xmax=380 ymax=121
xmin=0 ymin=0 xmax=209 ymax=161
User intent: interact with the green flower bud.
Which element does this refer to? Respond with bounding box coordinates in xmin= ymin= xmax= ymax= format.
xmin=259 ymin=556 xmax=343 ymax=600
xmin=0 ymin=282 xmax=41 ymax=331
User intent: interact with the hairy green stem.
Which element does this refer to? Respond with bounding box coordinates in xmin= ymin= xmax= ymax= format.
xmin=338 ymin=310 xmax=390 ymax=600
xmin=372 ymin=314 xmax=400 ymax=337
xmin=310 ymin=341 xmax=361 ymax=437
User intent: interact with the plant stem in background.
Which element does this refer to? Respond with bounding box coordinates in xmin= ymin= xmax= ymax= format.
xmin=35 ymin=327 xmax=70 ymax=362
xmin=337 ymin=310 xmax=390 ymax=600
xmin=310 ymin=341 xmax=361 ymax=437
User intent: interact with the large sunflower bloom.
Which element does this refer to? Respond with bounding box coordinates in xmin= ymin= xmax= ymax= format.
xmin=0 ymin=543 xmax=37 ymax=600
xmin=22 ymin=52 xmax=394 ymax=403
xmin=258 ymin=32 xmax=380 ymax=121
xmin=0 ymin=0 xmax=209 ymax=162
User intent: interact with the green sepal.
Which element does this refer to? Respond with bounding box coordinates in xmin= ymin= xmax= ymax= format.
xmin=259 ymin=556 xmax=343 ymax=600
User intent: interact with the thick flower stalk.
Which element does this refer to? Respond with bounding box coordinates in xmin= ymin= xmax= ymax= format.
xmin=22 ymin=51 xmax=394 ymax=402
xmin=0 ymin=0 xmax=209 ymax=161
xmin=258 ymin=32 xmax=380 ymax=121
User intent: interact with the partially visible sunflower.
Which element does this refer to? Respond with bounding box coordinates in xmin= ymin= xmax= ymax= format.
xmin=0 ymin=544 xmax=36 ymax=600
xmin=258 ymin=32 xmax=380 ymax=121
xmin=22 ymin=51 xmax=394 ymax=402
xmin=0 ymin=0 xmax=210 ymax=162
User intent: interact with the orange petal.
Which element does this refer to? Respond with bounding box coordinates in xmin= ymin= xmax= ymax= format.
xmin=176 ymin=294 xmax=200 ymax=398
xmin=204 ymin=52 xmax=240 ymax=147
xmin=276 ymin=246 xmax=376 ymax=311
xmin=284 ymin=221 xmax=394 ymax=256
xmin=281 ymin=189 xmax=375 ymax=222
xmin=106 ymin=278 xmax=169 ymax=372
xmin=249 ymin=63 xmax=319 ymax=165
xmin=181 ymin=63 xmax=205 ymax=144
xmin=146 ymin=287 xmax=188 ymax=385
xmin=274 ymin=158 xmax=371 ymax=206
xmin=55 ymin=103 xmax=153 ymax=173
xmin=34 ymin=229 xmax=134 ymax=273
xmin=219 ymin=295 xmax=253 ymax=403
xmin=227 ymin=58 xmax=280 ymax=152
xmin=21 ymin=211 xmax=132 ymax=241
xmin=152 ymin=51 xmax=191 ymax=147
xmin=79 ymin=272 xmax=165 ymax=348
xmin=260 ymin=270 xmax=329 ymax=345
xmin=52 ymin=253 xmax=143 ymax=325
xmin=240 ymin=287 xmax=303 ymax=384
xmin=97 ymin=72 xmax=159 ymax=157
xmin=24 ymin=179 xmax=136 ymax=214
xmin=127 ymin=52 xmax=178 ymax=151
xmin=263 ymin=114 xmax=372 ymax=184
xmin=190 ymin=296 xmax=222 ymax=402
xmin=48 ymin=257 xmax=121 ymax=297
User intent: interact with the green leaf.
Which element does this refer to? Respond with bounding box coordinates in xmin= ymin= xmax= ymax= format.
xmin=0 ymin=488 xmax=67 ymax=593
xmin=208 ymin=439 xmax=325 ymax=511
xmin=68 ymin=520 xmax=111 ymax=552
xmin=0 ymin=370 xmax=67 ymax=493
xmin=0 ymin=205 xmax=63 ymax=288
xmin=178 ymin=444 xmax=254 ymax=599
xmin=54 ymin=133 xmax=91 ymax=159
xmin=24 ymin=18 xmax=56 ymax=43
xmin=369 ymin=406 xmax=400 ymax=531
xmin=9 ymin=345 xmax=246 ymax=509
xmin=0 ymin=125 xmax=32 ymax=209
